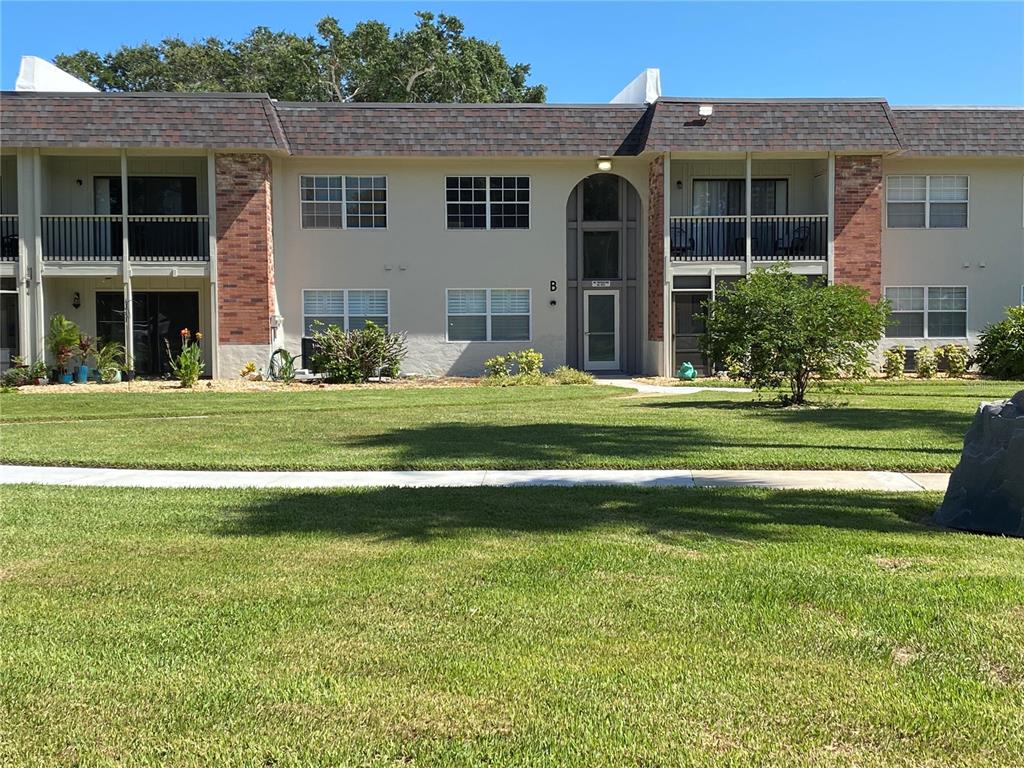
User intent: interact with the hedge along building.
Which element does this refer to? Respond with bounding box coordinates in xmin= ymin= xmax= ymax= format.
xmin=1 ymin=76 xmax=1022 ymax=378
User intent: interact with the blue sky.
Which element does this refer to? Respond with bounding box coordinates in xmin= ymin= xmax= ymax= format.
xmin=1 ymin=1 xmax=1022 ymax=104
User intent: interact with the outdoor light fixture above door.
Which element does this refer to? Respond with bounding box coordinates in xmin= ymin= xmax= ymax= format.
xmin=596 ymin=157 xmax=613 ymax=172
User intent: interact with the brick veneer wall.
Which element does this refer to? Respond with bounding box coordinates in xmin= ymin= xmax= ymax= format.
xmin=215 ymin=153 xmax=276 ymax=344
xmin=647 ymin=157 xmax=664 ymax=342
xmin=833 ymin=155 xmax=883 ymax=300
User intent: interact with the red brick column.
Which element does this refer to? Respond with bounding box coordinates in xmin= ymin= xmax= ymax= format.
xmin=215 ymin=153 xmax=276 ymax=344
xmin=833 ymin=155 xmax=882 ymax=300
xmin=647 ymin=157 xmax=665 ymax=342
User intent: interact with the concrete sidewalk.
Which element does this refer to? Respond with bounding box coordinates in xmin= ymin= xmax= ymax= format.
xmin=594 ymin=378 xmax=753 ymax=395
xmin=0 ymin=464 xmax=949 ymax=492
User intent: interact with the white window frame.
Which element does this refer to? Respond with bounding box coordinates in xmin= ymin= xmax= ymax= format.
xmin=445 ymin=288 xmax=532 ymax=342
xmin=885 ymin=175 xmax=969 ymax=229
xmin=444 ymin=176 xmax=531 ymax=231
xmin=883 ymin=285 xmax=968 ymax=338
xmin=301 ymin=288 xmax=391 ymax=336
xmin=299 ymin=175 xmax=388 ymax=230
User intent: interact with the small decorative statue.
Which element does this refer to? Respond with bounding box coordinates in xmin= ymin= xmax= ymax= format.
xmin=677 ymin=362 xmax=697 ymax=381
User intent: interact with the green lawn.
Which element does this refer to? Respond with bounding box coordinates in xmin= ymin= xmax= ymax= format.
xmin=1 ymin=379 xmax=1018 ymax=471
xmin=2 ymin=485 xmax=1022 ymax=766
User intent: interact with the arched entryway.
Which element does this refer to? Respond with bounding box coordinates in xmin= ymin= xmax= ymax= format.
xmin=565 ymin=173 xmax=642 ymax=373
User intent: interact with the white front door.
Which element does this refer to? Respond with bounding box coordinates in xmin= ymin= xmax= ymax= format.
xmin=584 ymin=290 xmax=619 ymax=371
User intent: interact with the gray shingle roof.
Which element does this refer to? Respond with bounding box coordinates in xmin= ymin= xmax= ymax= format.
xmin=644 ymin=98 xmax=903 ymax=153
xmin=274 ymin=102 xmax=650 ymax=156
xmin=0 ymin=92 xmax=286 ymax=151
xmin=891 ymin=107 xmax=1024 ymax=156
xmin=2 ymin=91 xmax=1020 ymax=157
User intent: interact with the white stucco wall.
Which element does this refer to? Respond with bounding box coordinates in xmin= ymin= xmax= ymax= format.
xmin=271 ymin=156 xmax=650 ymax=376
xmin=881 ymin=156 xmax=1024 ymax=348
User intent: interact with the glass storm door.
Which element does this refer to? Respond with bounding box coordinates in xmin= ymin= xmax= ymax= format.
xmin=584 ymin=290 xmax=619 ymax=371
xmin=673 ymin=292 xmax=709 ymax=375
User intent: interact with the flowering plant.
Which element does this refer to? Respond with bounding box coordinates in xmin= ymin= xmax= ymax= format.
xmin=166 ymin=327 xmax=205 ymax=388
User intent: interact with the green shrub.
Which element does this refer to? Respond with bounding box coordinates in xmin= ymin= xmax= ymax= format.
xmin=882 ymin=346 xmax=905 ymax=379
xmin=513 ymin=349 xmax=543 ymax=375
xmin=973 ymin=306 xmax=1024 ymax=379
xmin=1 ymin=357 xmax=41 ymax=388
xmin=483 ymin=349 xmax=544 ymax=380
xmin=939 ymin=343 xmax=969 ymax=378
xmin=310 ymin=321 xmax=407 ymax=383
xmin=703 ymin=265 xmax=887 ymax=404
xmin=914 ymin=346 xmax=938 ymax=379
xmin=550 ymin=366 xmax=593 ymax=385
xmin=483 ymin=354 xmax=511 ymax=378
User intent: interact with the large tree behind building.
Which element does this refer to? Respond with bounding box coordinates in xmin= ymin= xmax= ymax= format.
xmin=54 ymin=11 xmax=545 ymax=103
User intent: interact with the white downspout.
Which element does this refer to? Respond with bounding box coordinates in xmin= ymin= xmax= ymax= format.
xmin=31 ymin=150 xmax=44 ymax=365
xmin=661 ymin=153 xmax=672 ymax=377
xmin=120 ymin=150 xmax=133 ymax=371
xmin=827 ymin=153 xmax=836 ymax=285
xmin=207 ymin=151 xmax=219 ymax=378
xmin=744 ymin=153 xmax=752 ymax=274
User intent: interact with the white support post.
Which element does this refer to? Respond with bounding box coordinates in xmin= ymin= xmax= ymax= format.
xmin=207 ymin=151 xmax=219 ymax=378
xmin=31 ymin=150 xmax=44 ymax=365
xmin=744 ymin=153 xmax=752 ymax=274
xmin=15 ymin=151 xmax=32 ymax=363
xmin=120 ymin=150 xmax=134 ymax=370
xmin=661 ymin=153 xmax=672 ymax=377
xmin=827 ymin=153 xmax=836 ymax=285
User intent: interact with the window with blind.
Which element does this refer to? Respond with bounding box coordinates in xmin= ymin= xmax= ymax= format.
xmin=302 ymin=289 xmax=389 ymax=335
xmin=446 ymin=289 xmax=531 ymax=341
xmin=886 ymin=176 xmax=968 ymax=228
xmin=884 ymin=286 xmax=967 ymax=338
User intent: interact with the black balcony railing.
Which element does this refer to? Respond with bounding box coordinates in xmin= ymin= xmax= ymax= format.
xmin=41 ymin=215 xmax=210 ymax=262
xmin=751 ymin=215 xmax=828 ymax=261
xmin=670 ymin=215 xmax=828 ymax=262
xmin=0 ymin=215 xmax=17 ymax=261
xmin=669 ymin=216 xmax=746 ymax=261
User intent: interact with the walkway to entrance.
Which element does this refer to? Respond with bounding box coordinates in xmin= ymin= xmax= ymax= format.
xmin=593 ymin=377 xmax=753 ymax=395
xmin=0 ymin=464 xmax=949 ymax=492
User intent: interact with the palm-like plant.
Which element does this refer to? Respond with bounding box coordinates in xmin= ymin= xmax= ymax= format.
xmin=47 ymin=314 xmax=80 ymax=375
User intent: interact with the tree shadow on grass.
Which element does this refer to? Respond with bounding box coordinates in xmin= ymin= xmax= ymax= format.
xmin=218 ymin=486 xmax=939 ymax=544
xmin=637 ymin=399 xmax=969 ymax=438
xmin=338 ymin=422 xmax=956 ymax=470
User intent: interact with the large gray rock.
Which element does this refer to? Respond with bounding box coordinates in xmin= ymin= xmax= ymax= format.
xmin=934 ymin=390 xmax=1024 ymax=537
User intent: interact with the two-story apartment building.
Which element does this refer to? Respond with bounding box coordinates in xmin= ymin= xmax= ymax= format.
xmin=1 ymin=90 xmax=1021 ymax=377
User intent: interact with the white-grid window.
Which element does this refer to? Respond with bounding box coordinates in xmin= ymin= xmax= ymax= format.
xmin=303 ymin=289 xmax=389 ymax=335
xmin=884 ymin=286 xmax=967 ymax=338
xmin=446 ymin=289 xmax=531 ymax=341
xmin=300 ymin=175 xmax=387 ymax=229
xmin=886 ymin=175 xmax=968 ymax=229
xmin=445 ymin=176 xmax=530 ymax=230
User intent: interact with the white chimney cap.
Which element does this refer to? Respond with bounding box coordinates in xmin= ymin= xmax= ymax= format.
xmin=15 ymin=56 xmax=97 ymax=92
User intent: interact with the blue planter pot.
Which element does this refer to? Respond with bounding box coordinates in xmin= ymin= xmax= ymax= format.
xmin=58 ymin=372 xmax=73 ymax=385
xmin=75 ymin=366 xmax=90 ymax=384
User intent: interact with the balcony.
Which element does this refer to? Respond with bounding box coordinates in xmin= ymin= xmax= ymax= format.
xmin=41 ymin=215 xmax=210 ymax=262
xmin=670 ymin=215 xmax=828 ymax=262
xmin=0 ymin=215 xmax=17 ymax=261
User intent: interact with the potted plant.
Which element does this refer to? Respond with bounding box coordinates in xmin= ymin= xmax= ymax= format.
xmin=47 ymin=314 xmax=80 ymax=385
xmin=94 ymin=341 xmax=125 ymax=384
xmin=31 ymin=360 xmax=48 ymax=386
xmin=74 ymin=334 xmax=94 ymax=384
